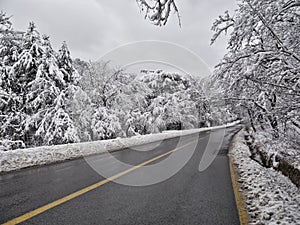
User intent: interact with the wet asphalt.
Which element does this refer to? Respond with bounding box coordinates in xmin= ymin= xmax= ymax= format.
xmin=0 ymin=126 xmax=242 ymax=225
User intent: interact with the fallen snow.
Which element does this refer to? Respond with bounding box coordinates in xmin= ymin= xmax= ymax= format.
xmin=0 ymin=121 xmax=240 ymax=173
xmin=253 ymin=131 xmax=300 ymax=172
xmin=229 ymin=129 xmax=300 ymax=225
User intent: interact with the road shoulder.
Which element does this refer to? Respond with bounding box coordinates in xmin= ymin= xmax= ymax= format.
xmin=229 ymin=129 xmax=300 ymax=224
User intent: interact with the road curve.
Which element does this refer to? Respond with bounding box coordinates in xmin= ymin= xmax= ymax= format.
xmin=0 ymin=126 xmax=242 ymax=225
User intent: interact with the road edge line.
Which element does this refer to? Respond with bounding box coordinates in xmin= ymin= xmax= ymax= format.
xmin=229 ymin=157 xmax=248 ymax=225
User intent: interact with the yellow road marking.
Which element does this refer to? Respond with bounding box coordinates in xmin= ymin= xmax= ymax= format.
xmin=229 ymin=158 xmax=248 ymax=225
xmin=2 ymin=135 xmax=206 ymax=225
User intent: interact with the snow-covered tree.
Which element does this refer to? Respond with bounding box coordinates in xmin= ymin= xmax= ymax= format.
xmin=0 ymin=17 xmax=81 ymax=149
xmin=124 ymin=109 xmax=151 ymax=136
xmin=0 ymin=11 xmax=19 ymax=64
xmin=19 ymin=29 xmax=80 ymax=146
xmin=136 ymin=0 xmax=181 ymax=26
xmin=211 ymin=0 xmax=300 ymax=142
xmin=74 ymin=61 xmax=132 ymax=140
xmin=57 ymin=41 xmax=80 ymax=84
xmin=136 ymin=69 xmax=207 ymax=132
xmin=74 ymin=63 xmax=211 ymax=138
xmin=91 ymin=107 xmax=122 ymax=140
xmin=0 ymin=16 xmax=28 ymax=148
xmin=114 ymin=77 xmax=151 ymax=136
xmin=77 ymin=61 xmax=130 ymax=108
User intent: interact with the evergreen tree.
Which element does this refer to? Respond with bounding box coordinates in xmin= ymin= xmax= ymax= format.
xmin=0 ymin=18 xmax=80 ymax=149
xmin=57 ymin=41 xmax=80 ymax=84
xmin=0 ymin=13 xmax=25 ymax=149
xmin=24 ymin=36 xmax=80 ymax=146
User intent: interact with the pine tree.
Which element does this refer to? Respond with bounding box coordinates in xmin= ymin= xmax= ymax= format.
xmin=0 ymin=12 xmax=25 ymax=149
xmin=24 ymin=36 xmax=80 ymax=146
xmin=57 ymin=41 xmax=80 ymax=84
xmin=1 ymin=19 xmax=81 ymax=149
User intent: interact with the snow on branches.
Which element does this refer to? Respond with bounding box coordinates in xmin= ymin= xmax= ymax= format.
xmin=0 ymin=10 xmax=214 ymax=151
xmin=73 ymin=62 xmax=212 ymax=140
xmin=136 ymin=0 xmax=181 ymax=26
xmin=211 ymin=0 xmax=300 ymax=144
xmin=0 ymin=16 xmax=80 ymax=150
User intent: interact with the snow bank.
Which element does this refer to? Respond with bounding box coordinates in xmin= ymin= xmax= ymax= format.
xmin=229 ymin=129 xmax=300 ymax=224
xmin=0 ymin=121 xmax=240 ymax=173
xmin=252 ymin=131 xmax=300 ymax=186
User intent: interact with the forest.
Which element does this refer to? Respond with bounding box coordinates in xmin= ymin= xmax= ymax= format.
xmin=0 ymin=11 xmax=229 ymax=150
xmin=0 ymin=0 xmax=299 ymax=155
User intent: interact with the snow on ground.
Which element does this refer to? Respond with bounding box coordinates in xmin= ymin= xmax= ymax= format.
xmin=0 ymin=121 xmax=240 ymax=173
xmin=253 ymin=131 xmax=300 ymax=171
xmin=229 ymin=129 xmax=300 ymax=225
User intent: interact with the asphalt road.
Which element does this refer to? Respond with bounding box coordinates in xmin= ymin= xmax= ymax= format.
xmin=0 ymin=126 xmax=242 ymax=225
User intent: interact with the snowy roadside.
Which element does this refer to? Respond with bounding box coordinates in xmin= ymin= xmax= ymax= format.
xmin=229 ymin=129 xmax=300 ymax=225
xmin=250 ymin=131 xmax=300 ymax=187
xmin=0 ymin=121 xmax=240 ymax=173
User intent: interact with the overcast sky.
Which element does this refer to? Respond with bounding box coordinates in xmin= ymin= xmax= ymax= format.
xmin=1 ymin=0 xmax=237 ymax=70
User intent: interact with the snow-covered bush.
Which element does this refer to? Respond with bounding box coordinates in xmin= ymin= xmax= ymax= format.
xmin=0 ymin=139 xmax=25 ymax=151
xmin=91 ymin=107 xmax=122 ymax=140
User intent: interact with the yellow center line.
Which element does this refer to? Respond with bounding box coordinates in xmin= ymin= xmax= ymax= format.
xmin=2 ymin=134 xmax=208 ymax=225
xmin=229 ymin=158 xmax=248 ymax=225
